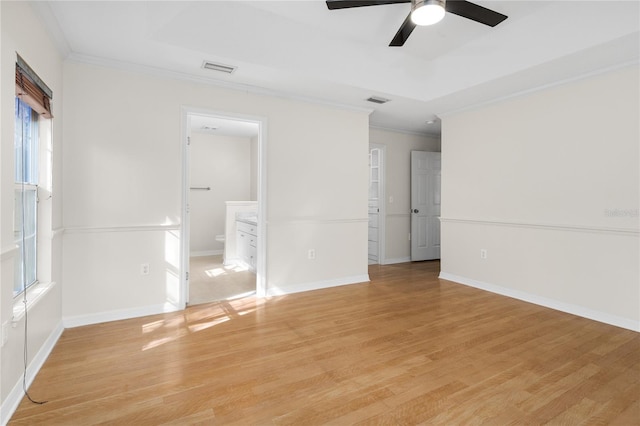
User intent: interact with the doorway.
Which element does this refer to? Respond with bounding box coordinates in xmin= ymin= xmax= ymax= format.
xmin=180 ymin=108 xmax=267 ymax=308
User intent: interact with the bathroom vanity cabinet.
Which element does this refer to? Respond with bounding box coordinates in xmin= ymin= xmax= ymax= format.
xmin=236 ymin=219 xmax=257 ymax=272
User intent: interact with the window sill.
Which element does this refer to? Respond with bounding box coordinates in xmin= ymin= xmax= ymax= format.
xmin=12 ymin=281 xmax=57 ymax=324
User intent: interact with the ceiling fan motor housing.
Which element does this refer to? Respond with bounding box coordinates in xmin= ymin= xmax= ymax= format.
xmin=412 ymin=0 xmax=447 ymax=26
xmin=413 ymin=0 xmax=446 ymax=10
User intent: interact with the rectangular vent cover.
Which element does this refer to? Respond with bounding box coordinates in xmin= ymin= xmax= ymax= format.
xmin=366 ymin=96 xmax=390 ymax=104
xmin=202 ymin=61 xmax=237 ymax=74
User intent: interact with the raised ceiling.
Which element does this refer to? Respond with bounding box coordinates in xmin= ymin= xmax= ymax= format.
xmin=35 ymin=1 xmax=640 ymax=136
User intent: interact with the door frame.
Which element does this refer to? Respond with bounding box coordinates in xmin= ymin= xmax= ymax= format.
xmin=179 ymin=106 xmax=268 ymax=308
xmin=369 ymin=143 xmax=386 ymax=264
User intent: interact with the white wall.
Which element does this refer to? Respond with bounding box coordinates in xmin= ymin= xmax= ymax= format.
xmin=189 ymin=132 xmax=251 ymax=256
xmin=0 ymin=1 xmax=64 ymax=420
xmin=440 ymin=64 xmax=639 ymax=330
xmin=250 ymin=135 xmax=259 ymax=201
xmin=370 ymin=128 xmax=440 ymax=263
xmin=62 ymin=61 xmax=370 ymax=320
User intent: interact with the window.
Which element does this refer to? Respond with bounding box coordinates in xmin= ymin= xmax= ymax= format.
xmin=13 ymin=56 xmax=53 ymax=300
xmin=14 ymin=98 xmax=39 ymax=297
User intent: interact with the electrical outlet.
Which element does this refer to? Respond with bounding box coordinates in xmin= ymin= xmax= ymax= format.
xmin=1 ymin=321 xmax=9 ymax=347
xmin=140 ymin=263 xmax=150 ymax=275
xmin=308 ymin=249 xmax=316 ymax=260
xmin=480 ymin=249 xmax=487 ymax=259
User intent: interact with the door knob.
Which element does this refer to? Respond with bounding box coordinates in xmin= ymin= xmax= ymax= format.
xmin=413 ymin=209 xmax=419 ymax=213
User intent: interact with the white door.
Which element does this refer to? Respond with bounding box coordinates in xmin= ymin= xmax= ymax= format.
xmin=411 ymin=151 xmax=441 ymax=261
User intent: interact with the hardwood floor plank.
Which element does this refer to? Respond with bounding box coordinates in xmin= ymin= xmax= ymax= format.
xmin=9 ymin=261 xmax=640 ymax=424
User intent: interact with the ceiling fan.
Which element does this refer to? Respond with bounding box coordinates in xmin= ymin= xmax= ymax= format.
xmin=326 ymin=0 xmax=508 ymax=47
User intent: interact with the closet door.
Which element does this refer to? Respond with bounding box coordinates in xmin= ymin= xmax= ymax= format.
xmin=411 ymin=151 xmax=441 ymax=261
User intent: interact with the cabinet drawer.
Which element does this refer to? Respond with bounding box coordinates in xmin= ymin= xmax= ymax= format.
xmin=237 ymin=221 xmax=257 ymax=235
xmin=248 ymin=245 xmax=257 ymax=268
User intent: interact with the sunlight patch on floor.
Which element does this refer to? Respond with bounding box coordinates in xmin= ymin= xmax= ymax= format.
xmin=204 ymin=264 xmax=249 ymax=277
xmin=142 ymin=328 xmax=189 ymax=351
xmin=188 ymin=316 xmax=231 ymax=332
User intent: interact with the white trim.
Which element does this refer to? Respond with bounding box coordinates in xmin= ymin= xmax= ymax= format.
xmin=63 ymin=303 xmax=179 ymax=329
xmin=52 ymin=227 xmax=65 ymax=238
xmin=0 ymin=321 xmax=64 ymax=426
xmin=439 ymin=60 xmax=640 ymax=118
xmin=190 ymin=250 xmax=223 ymax=257
xmin=223 ymin=257 xmax=242 ymax=268
xmin=439 ymin=217 xmax=638 ymax=236
xmin=180 ymin=107 xmax=268 ymax=304
xmin=67 ymin=53 xmax=374 ymax=116
xmin=370 ymin=125 xmax=439 ymax=138
xmin=181 ymin=110 xmax=191 ymax=310
xmin=382 ymin=257 xmax=411 ymax=265
xmin=439 ymin=272 xmax=640 ymax=332
xmin=267 ymin=274 xmax=370 ymax=297
xmin=12 ymin=282 xmax=57 ymax=323
xmin=1 ymin=245 xmax=19 ymax=262
xmin=370 ymin=143 xmax=386 ymax=265
xmin=64 ymin=224 xmax=180 ymax=234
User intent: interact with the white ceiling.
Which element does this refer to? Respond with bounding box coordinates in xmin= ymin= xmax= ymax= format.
xmin=35 ymin=1 xmax=640 ymax=136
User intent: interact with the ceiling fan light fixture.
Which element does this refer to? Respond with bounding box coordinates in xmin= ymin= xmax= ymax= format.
xmin=411 ymin=0 xmax=446 ymax=26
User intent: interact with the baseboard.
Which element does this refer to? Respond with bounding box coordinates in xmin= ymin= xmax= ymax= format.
xmin=382 ymin=257 xmax=411 ymax=265
xmin=1 ymin=321 xmax=64 ymax=426
xmin=439 ymin=272 xmax=639 ymax=332
xmin=267 ymin=274 xmax=370 ymax=297
xmin=223 ymin=257 xmax=242 ymax=267
xmin=63 ymin=303 xmax=180 ymax=328
xmin=190 ymin=250 xmax=223 ymax=257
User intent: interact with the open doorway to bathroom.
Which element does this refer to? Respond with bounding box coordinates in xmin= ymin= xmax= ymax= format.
xmin=181 ymin=109 xmax=266 ymax=306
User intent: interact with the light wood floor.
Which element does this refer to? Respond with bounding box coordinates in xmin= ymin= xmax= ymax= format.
xmin=189 ymin=255 xmax=256 ymax=305
xmin=10 ymin=261 xmax=640 ymax=425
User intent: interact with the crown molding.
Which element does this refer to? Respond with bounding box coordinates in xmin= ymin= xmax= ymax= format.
xmin=439 ymin=59 xmax=640 ymax=119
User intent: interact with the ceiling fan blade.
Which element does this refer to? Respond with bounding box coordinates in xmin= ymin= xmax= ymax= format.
xmin=445 ymin=0 xmax=507 ymax=27
xmin=326 ymin=0 xmax=410 ymax=10
xmin=389 ymin=13 xmax=416 ymax=47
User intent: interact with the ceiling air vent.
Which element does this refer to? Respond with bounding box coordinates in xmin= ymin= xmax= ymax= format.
xmin=202 ymin=61 xmax=237 ymax=74
xmin=366 ymin=96 xmax=390 ymax=104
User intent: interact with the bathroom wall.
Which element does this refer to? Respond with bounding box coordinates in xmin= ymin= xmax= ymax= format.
xmin=250 ymin=134 xmax=259 ymax=201
xmin=189 ymin=132 xmax=251 ymax=256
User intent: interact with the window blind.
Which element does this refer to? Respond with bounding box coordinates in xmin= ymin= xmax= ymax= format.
xmin=15 ymin=54 xmax=53 ymax=118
